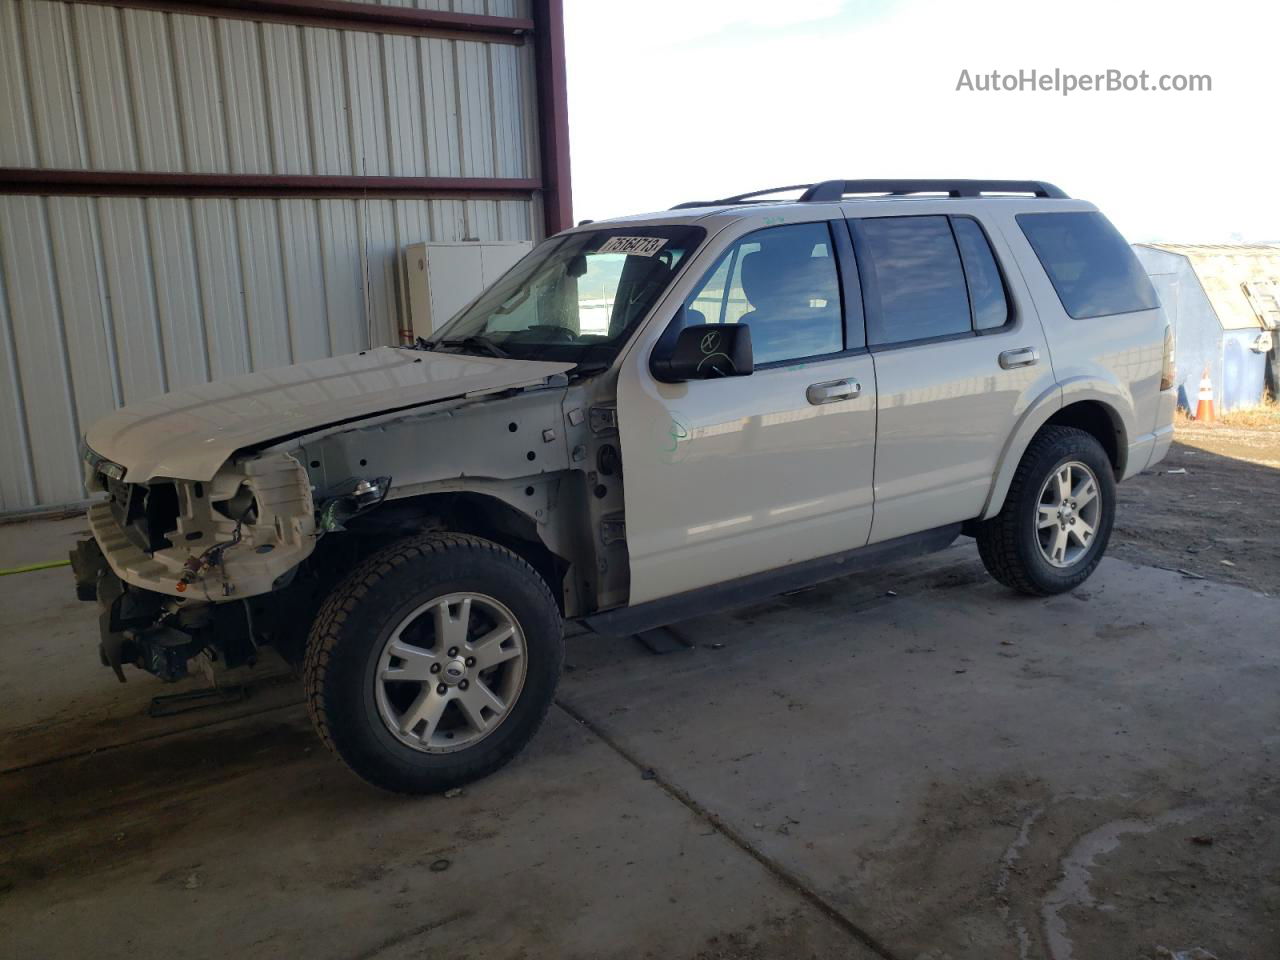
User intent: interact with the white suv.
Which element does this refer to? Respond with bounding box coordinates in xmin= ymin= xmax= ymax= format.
xmin=71 ymin=179 xmax=1176 ymax=792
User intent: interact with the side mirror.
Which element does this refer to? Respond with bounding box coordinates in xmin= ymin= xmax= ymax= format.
xmin=651 ymin=324 xmax=754 ymax=383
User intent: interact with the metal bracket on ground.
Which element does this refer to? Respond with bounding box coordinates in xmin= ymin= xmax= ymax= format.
xmin=631 ymin=626 xmax=695 ymax=655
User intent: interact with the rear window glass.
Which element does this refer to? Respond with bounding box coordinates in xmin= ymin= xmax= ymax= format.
xmin=952 ymin=218 xmax=1009 ymax=331
xmin=856 ymin=215 xmax=972 ymax=345
xmin=1017 ymin=212 xmax=1158 ymax=319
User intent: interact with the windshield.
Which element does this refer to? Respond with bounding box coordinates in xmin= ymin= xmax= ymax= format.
xmin=430 ymin=225 xmax=706 ymax=365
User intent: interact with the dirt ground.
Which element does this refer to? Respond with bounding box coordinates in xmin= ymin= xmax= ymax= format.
xmin=1112 ymin=419 xmax=1280 ymax=596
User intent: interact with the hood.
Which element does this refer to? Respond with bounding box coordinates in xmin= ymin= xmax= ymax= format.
xmin=85 ymin=347 xmax=575 ymax=482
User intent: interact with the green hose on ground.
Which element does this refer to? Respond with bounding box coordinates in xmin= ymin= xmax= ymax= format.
xmin=0 ymin=558 xmax=72 ymax=577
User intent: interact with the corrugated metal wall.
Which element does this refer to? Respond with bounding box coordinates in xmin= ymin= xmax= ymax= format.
xmin=0 ymin=0 xmax=541 ymax=512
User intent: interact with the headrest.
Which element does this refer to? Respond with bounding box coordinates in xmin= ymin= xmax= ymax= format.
xmin=740 ymin=245 xmax=825 ymax=310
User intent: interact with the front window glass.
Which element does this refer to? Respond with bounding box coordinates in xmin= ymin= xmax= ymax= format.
xmin=682 ymin=222 xmax=844 ymax=365
xmin=432 ymin=225 xmax=705 ymax=365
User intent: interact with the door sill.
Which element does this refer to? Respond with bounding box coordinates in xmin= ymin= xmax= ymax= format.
xmin=582 ymin=523 xmax=962 ymax=636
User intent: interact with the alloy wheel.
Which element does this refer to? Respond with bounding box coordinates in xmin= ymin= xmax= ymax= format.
xmin=374 ymin=592 xmax=527 ymax=753
xmin=1035 ymin=460 xmax=1102 ymax=568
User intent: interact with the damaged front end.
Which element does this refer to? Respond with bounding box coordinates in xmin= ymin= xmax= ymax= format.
xmin=71 ymin=537 xmax=261 ymax=682
xmin=73 ymin=448 xmax=317 ymax=682
xmin=70 ymin=346 xmax=587 ymax=686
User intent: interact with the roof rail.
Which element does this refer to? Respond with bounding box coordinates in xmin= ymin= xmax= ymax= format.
xmin=671 ymin=179 xmax=1068 ymax=209
xmin=670 ymin=183 xmax=817 ymax=208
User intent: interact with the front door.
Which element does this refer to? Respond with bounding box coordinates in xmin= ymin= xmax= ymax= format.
xmin=616 ymin=219 xmax=878 ymax=605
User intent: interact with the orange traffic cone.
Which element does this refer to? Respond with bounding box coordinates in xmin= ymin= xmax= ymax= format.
xmin=1194 ymin=366 xmax=1215 ymax=423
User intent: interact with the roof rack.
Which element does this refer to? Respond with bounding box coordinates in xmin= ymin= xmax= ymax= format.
xmin=671 ymin=179 xmax=1068 ymax=209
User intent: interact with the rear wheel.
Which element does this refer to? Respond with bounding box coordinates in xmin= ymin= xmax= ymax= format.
xmin=976 ymin=426 xmax=1116 ymax=595
xmin=304 ymin=532 xmax=563 ymax=793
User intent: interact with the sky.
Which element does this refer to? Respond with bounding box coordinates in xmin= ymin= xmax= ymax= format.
xmin=562 ymin=0 xmax=1280 ymax=243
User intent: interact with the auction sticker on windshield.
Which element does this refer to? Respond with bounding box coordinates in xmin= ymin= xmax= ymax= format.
xmin=598 ymin=236 xmax=668 ymax=256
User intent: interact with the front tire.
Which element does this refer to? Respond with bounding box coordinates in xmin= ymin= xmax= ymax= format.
xmin=304 ymin=533 xmax=563 ymax=794
xmin=975 ymin=426 xmax=1116 ymax=596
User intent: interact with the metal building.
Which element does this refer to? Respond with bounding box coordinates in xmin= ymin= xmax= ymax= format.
xmin=0 ymin=0 xmax=571 ymax=514
xmin=1134 ymin=243 xmax=1278 ymax=412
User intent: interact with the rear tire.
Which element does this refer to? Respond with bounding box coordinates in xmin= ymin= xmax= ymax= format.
xmin=975 ymin=426 xmax=1116 ymax=596
xmin=304 ymin=532 xmax=563 ymax=794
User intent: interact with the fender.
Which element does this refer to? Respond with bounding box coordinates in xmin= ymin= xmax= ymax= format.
xmin=1057 ymin=376 xmax=1141 ymax=480
xmin=980 ymin=383 xmax=1062 ymax=520
xmin=979 ymin=377 xmax=1134 ymax=520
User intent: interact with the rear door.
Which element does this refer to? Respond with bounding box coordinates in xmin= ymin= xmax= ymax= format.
xmin=616 ymin=217 xmax=877 ymax=605
xmin=847 ymin=212 xmax=1056 ymax=544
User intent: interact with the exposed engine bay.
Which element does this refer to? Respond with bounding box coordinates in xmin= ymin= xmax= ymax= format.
xmin=71 ymin=351 xmax=630 ymax=685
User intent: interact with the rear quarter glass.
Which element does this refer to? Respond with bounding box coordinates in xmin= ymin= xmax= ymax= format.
xmin=1016 ymin=211 xmax=1158 ymax=320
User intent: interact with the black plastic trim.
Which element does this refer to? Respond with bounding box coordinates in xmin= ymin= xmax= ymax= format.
xmin=753 ymin=345 xmax=870 ymax=371
xmin=799 ymin=180 xmax=848 ymax=202
xmin=673 ymin=179 xmax=1069 ymax=209
xmin=867 ymin=330 xmax=982 ymax=353
xmin=830 ymin=217 xmax=868 ymax=351
xmin=582 ymin=524 xmax=963 ymax=636
xmin=828 ymin=179 xmax=1067 ymax=199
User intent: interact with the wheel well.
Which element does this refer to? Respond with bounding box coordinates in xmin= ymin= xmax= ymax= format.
xmin=1043 ymin=401 xmax=1125 ymax=476
xmin=343 ymin=491 xmax=568 ymax=612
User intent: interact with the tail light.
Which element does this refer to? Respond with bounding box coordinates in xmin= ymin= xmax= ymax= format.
xmin=1159 ymin=326 xmax=1175 ymax=391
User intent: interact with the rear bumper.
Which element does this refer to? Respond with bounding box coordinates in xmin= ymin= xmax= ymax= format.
xmin=1145 ymin=423 xmax=1175 ymax=470
xmin=1122 ymin=425 xmax=1173 ymax=478
xmin=1143 ymin=388 xmax=1178 ymax=470
xmin=1121 ymin=390 xmax=1176 ymax=478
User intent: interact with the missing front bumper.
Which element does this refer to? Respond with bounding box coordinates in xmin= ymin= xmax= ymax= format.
xmin=73 ymin=539 xmax=252 ymax=684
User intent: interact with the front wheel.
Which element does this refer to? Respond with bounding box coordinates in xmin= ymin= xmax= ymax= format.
xmin=304 ymin=533 xmax=563 ymax=794
xmin=975 ymin=426 xmax=1116 ymax=596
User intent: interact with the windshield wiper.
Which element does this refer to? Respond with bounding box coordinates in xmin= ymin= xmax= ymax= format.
xmin=440 ymin=335 xmax=510 ymax=359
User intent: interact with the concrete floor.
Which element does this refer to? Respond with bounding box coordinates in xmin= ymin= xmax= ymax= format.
xmin=1 ymin=517 xmax=1278 ymax=960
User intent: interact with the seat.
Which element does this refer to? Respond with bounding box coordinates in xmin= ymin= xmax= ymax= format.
xmin=736 ymin=244 xmax=841 ymax=364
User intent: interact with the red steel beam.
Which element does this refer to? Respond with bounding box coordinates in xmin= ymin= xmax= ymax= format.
xmin=532 ymin=0 xmax=573 ymax=235
xmin=13 ymin=2 xmax=572 ymax=226
xmin=66 ymin=0 xmax=533 ymax=44
xmin=0 ymin=169 xmax=542 ymax=201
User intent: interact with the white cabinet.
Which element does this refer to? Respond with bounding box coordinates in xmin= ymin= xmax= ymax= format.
xmin=404 ymin=241 xmax=533 ymax=339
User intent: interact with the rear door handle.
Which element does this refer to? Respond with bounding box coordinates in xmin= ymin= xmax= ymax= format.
xmin=806 ymin=378 xmax=861 ymax=405
xmin=998 ymin=347 xmax=1040 ymax=369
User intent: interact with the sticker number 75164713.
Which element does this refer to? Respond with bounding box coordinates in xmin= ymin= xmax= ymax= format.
xmin=597 ymin=236 xmax=668 ymax=257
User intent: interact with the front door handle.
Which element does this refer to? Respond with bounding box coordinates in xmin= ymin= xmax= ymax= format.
xmin=806 ymin=378 xmax=861 ymax=405
xmin=998 ymin=347 xmax=1040 ymax=369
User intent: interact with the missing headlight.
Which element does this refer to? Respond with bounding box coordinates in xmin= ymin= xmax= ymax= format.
xmin=214 ymin=483 xmax=259 ymax=524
